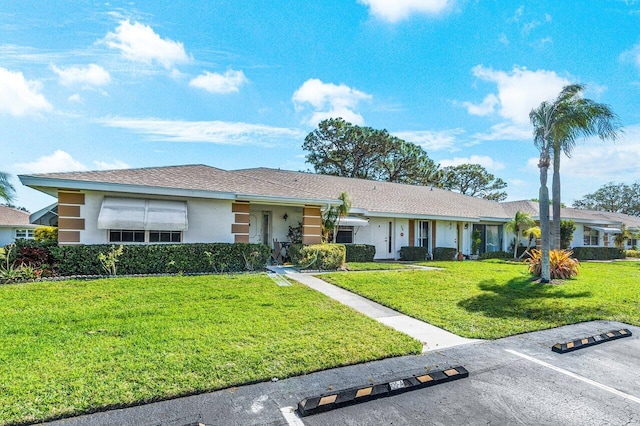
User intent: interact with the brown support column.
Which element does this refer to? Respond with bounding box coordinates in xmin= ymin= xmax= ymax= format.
xmin=302 ymin=206 xmax=322 ymax=244
xmin=57 ymin=190 xmax=85 ymax=246
xmin=408 ymin=220 xmax=415 ymax=247
xmin=231 ymin=201 xmax=250 ymax=243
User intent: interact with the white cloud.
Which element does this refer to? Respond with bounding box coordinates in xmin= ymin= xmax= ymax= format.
xmin=15 ymin=150 xmax=87 ymax=173
xmin=101 ymin=117 xmax=306 ymax=146
xmin=468 ymin=65 xmax=571 ymax=125
xmin=189 ymin=69 xmax=248 ymax=94
xmin=0 ymin=67 xmax=52 ymax=116
xmin=93 ymin=160 xmax=130 ymax=170
xmin=560 ymin=124 xmax=640 ymax=179
xmin=472 ymin=122 xmax=532 ymax=142
xmin=292 ymin=78 xmax=372 ymax=126
xmin=462 ymin=93 xmax=498 ymax=116
xmin=392 ymin=128 xmax=464 ymax=151
xmin=102 ymin=20 xmax=190 ymax=69
xmin=359 ymin=0 xmax=452 ymax=23
xmin=620 ymin=43 xmax=640 ymax=69
xmin=51 ymin=63 xmax=111 ymax=87
xmin=68 ymin=94 xmax=82 ymax=102
xmin=439 ymin=155 xmax=505 ymax=170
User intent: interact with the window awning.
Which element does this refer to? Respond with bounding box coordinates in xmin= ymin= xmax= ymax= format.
xmin=98 ymin=197 xmax=188 ymax=231
xmin=338 ymin=216 xmax=369 ymax=227
xmin=590 ymin=226 xmax=621 ymax=234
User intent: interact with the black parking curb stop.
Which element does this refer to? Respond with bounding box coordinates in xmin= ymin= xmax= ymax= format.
xmin=297 ymin=366 xmax=469 ymax=417
xmin=552 ymin=329 xmax=632 ymax=354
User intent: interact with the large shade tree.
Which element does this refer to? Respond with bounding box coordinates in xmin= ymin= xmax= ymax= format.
xmin=440 ymin=163 xmax=508 ymax=201
xmin=573 ymin=181 xmax=639 ymax=216
xmin=0 ymin=171 xmax=15 ymax=203
xmin=530 ymin=84 xmax=621 ymax=282
xmin=303 ymin=118 xmax=440 ymax=185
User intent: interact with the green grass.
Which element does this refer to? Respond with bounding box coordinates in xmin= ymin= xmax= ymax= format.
xmin=0 ymin=274 xmax=420 ymax=425
xmin=346 ymin=262 xmax=414 ymax=271
xmin=322 ymin=260 xmax=640 ymax=340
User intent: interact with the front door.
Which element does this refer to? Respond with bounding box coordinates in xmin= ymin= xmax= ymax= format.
xmin=374 ymin=220 xmax=394 ymax=259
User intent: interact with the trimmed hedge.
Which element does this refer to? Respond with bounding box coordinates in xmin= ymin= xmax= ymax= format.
xmin=399 ymin=246 xmax=429 ymax=261
xmin=572 ymin=247 xmax=625 ymax=261
xmin=433 ymin=247 xmax=458 ymax=261
xmin=49 ymin=243 xmax=270 ymax=275
xmin=479 ymin=251 xmax=512 ymax=260
xmin=288 ymin=243 xmax=346 ymax=270
xmin=345 ymin=244 xmax=376 ymax=262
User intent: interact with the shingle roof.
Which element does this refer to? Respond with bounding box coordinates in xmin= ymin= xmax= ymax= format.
xmin=233 ymin=168 xmax=508 ymax=220
xmin=0 ymin=205 xmax=32 ymax=227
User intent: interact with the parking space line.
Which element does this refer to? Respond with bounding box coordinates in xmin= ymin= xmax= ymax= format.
xmin=505 ymin=349 xmax=640 ymax=405
xmin=280 ymin=406 xmax=306 ymax=426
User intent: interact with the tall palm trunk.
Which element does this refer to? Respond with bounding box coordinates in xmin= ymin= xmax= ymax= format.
xmin=552 ymin=145 xmax=562 ymax=250
xmin=538 ymin=152 xmax=551 ymax=283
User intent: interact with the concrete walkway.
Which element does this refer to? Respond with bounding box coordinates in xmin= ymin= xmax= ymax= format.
xmin=267 ymin=266 xmax=479 ymax=352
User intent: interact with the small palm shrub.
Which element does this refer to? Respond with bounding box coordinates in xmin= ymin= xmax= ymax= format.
xmin=526 ymin=249 xmax=580 ymax=280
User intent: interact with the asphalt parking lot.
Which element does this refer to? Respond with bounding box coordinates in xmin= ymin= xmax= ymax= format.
xmin=49 ymin=320 xmax=639 ymax=426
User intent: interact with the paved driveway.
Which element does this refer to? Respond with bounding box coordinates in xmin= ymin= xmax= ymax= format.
xmin=49 ymin=320 xmax=639 ymax=426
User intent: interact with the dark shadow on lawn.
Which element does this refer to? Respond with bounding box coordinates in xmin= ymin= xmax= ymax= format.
xmin=457 ymin=277 xmax=604 ymax=322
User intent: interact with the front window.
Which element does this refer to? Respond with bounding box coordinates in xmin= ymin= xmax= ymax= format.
xmin=109 ymin=229 xmax=145 ymax=242
xmin=627 ymin=237 xmax=638 ymax=248
xmin=583 ymin=227 xmax=599 ymax=246
xmin=149 ymin=230 xmax=182 ymax=243
xmin=418 ymin=221 xmax=429 ymax=248
xmin=335 ymin=226 xmax=353 ymax=244
xmin=15 ymin=229 xmax=34 ymax=239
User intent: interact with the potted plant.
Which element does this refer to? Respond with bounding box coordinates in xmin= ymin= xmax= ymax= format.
xmin=470 ymin=229 xmax=482 ymax=260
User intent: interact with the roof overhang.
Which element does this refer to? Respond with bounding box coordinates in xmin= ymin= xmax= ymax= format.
xmin=30 ymin=203 xmax=58 ymax=226
xmin=338 ymin=216 xmax=369 ymax=227
xmin=590 ymin=226 xmax=622 ymax=234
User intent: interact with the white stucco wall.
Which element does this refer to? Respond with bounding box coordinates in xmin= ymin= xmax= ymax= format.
xmin=80 ymin=191 xmax=236 ymax=244
xmin=0 ymin=228 xmax=14 ymax=246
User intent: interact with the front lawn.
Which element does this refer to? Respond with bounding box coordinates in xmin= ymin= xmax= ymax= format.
xmin=346 ymin=262 xmax=414 ymax=271
xmin=0 ymin=274 xmax=420 ymax=425
xmin=322 ymin=261 xmax=640 ymax=339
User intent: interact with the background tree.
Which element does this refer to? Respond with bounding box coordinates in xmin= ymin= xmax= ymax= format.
xmin=560 ymin=220 xmax=576 ymax=249
xmin=505 ymin=211 xmax=535 ymax=258
xmin=546 ymin=84 xmax=621 ymax=250
xmin=573 ymin=182 xmax=640 ymax=216
xmin=440 ymin=163 xmax=507 ymax=201
xmin=0 ymin=171 xmax=15 ymax=203
xmin=304 ymin=118 xmax=439 ymax=185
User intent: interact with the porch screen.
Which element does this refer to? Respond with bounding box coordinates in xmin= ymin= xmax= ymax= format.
xmin=98 ymin=197 xmax=188 ymax=231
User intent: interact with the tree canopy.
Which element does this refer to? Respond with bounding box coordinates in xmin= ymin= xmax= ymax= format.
xmin=303 ymin=118 xmax=439 ymax=185
xmin=573 ymin=182 xmax=640 ymax=216
xmin=0 ymin=171 xmax=15 ymax=203
xmin=440 ymin=163 xmax=507 ymax=201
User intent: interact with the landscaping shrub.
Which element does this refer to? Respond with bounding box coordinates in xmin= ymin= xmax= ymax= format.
xmin=433 ymin=247 xmax=457 ymax=261
xmin=572 ymin=247 xmax=625 ymax=261
xmin=345 ymin=244 xmax=376 ymax=262
xmin=479 ymin=251 xmax=512 ymax=260
xmin=289 ymin=243 xmax=345 ymax=270
xmin=526 ymin=249 xmax=580 ymax=279
xmin=399 ymin=246 xmax=429 ymax=261
xmin=34 ymin=226 xmax=58 ymax=244
xmin=626 ymin=249 xmax=640 ymax=258
xmin=50 ymin=243 xmax=270 ymax=276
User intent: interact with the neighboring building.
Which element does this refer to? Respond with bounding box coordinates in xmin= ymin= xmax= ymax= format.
xmin=18 ymin=165 xmax=640 ymax=259
xmin=0 ymin=205 xmax=37 ymax=246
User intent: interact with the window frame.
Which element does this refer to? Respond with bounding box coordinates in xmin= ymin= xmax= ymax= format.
xmin=583 ymin=226 xmax=599 ymax=246
xmin=15 ymin=229 xmax=35 ymax=239
xmin=417 ymin=221 xmax=429 ymax=248
xmin=335 ymin=226 xmax=354 ymax=244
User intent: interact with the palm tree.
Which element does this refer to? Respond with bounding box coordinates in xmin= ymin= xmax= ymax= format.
xmin=505 ymin=211 xmax=536 ymax=259
xmin=530 ymin=84 xmax=621 ymax=281
xmin=0 ymin=171 xmax=15 ymax=203
xmin=548 ymin=84 xmax=621 ymax=250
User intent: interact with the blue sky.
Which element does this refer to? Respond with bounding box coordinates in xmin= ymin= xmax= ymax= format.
xmin=2 ymin=0 xmax=640 ymax=212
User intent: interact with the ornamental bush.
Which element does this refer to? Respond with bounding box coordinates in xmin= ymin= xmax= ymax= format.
xmin=433 ymin=247 xmax=458 ymax=261
xmin=626 ymin=249 xmax=640 ymax=258
xmin=34 ymin=226 xmax=58 ymax=244
xmin=572 ymin=247 xmax=625 ymax=260
xmin=399 ymin=246 xmax=429 ymax=261
xmin=526 ymin=249 xmax=580 ymax=280
xmin=345 ymin=244 xmax=376 ymax=262
xmin=289 ymin=243 xmax=345 ymax=270
xmin=479 ymin=251 xmax=512 ymax=260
